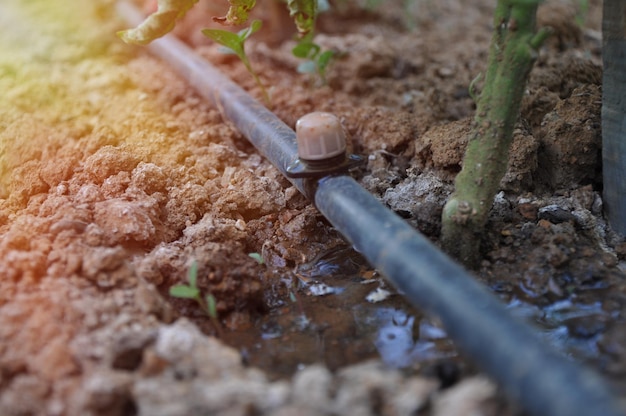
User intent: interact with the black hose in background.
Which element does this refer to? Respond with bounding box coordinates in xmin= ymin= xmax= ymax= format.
xmin=117 ymin=3 xmax=625 ymax=415
xmin=602 ymin=0 xmax=626 ymax=237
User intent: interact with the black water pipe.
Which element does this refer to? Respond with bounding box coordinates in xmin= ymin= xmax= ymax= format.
xmin=117 ymin=3 xmax=624 ymax=415
xmin=316 ymin=175 xmax=624 ymax=416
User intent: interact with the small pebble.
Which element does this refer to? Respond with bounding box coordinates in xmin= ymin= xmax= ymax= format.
xmin=366 ymin=287 xmax=391 ymax=303
xmin=538 ymin=205 xmax=576 ymax=224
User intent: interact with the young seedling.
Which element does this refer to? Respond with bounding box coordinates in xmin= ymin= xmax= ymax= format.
xmin=292 ymin=33 xmax=335 ymax=83
xmin=440 ymin=0 xmax=551 ymax=267
xmin=202 ymin=20 xmax=270 ymax=104
xmin=248 ymin=252 xmax=264 ymax=264
xmin=169 ymin=261 xmax=223 ymax=336
xmin=118 ymin=0 xmax=328 ymax=102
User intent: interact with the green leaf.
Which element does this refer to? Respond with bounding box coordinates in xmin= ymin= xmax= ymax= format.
xmin=292 ymin=38 xmax=319 ymax=59
xmin=202 ymin=20 xmax=261 ymax=61
xmin=202 ymin=21 xmax=269 ymax=104
xmin=238 ymin=19 xmax=262 ymax=41
xmin=248 ymin=252 xmax=264 ymax=264
xmin=169 ymin=284 xmax=200 ymax=299
xmin=201 ymin=28 xmax=245 ymax=57
xmin=317 ymin=50 xmax=334 ymax=72
xmin=117 ymin=0 xmax=199 ymax=45
xmin=187 ymin=261 xmax=198 ymax=288
xmin=205 ymin=294 xmax=218 ymax=319
xmin=213 ymin=0 xmax=257 ymax=26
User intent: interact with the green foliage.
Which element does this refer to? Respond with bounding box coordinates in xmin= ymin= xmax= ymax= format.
xmin=169 ymin=261 xmax=222 ymax=331
xmin=169 ymin=260 xmax=200 ymax=299
xmin=118 ymin=0 xmax=336 ymax=98
xmin=202 ymin=20 xmax=262 ymax=65
xmin=202 ymin=20 xmax=269 ymax=103
xmin=169 ymin=284 xmax=200 ymax=298
xmin=248 ymin=252 xmax=264 ymax=264
xmin=188 ymin=259 xmax=198 ymax=287
xmin=292 ymin=33 xmax=335 ymax=82
xmin=205 ymin=293 xmax=218 ymax=319
xmin=117 ymin=0 xmax=199 ymax=45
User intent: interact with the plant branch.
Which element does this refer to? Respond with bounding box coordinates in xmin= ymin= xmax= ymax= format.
xmin=440 ymin=0 xmax=548 ymax=267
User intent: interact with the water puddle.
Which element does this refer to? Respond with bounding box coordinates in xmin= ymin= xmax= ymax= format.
xmin=222 ymin=245 xmax=618 ymax=381
xmin=222 ymin=246 xmax=457 ymax=379
xmin=506 ymin=297 xmax=614 ymax=364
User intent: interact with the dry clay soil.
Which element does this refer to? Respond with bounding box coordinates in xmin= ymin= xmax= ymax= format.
xmin=1 ymin=0 xmax=626 ymax=415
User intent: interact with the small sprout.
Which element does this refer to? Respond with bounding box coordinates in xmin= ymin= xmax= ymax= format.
xmin=169 ymin=260 xmax=222 ymax=335
xmin=202 ymin=20 xmax=269 ymax=104
xmin=248 ymin=252 xmax=264 ymax=264
xmin=118 ymin=0 xmax=333 ymax=95
xmin=188 ymin=259 xmax=198 ymax=287
xmin=293 ymin=34 xmax=335 ymax=83
xmin=169 ymin=284 xmax=200 ymax=299
xmin=168 ymin=260 xmax=200 ymax=298
xmin=205 ymin=293 xmax=218 ymax=319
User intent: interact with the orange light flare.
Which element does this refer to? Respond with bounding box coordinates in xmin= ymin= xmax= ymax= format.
xmin=0 ymin=0 xmax=208 ymax=280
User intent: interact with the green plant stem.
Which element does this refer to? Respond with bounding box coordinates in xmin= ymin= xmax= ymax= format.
xmin=440 ymin=0 xmax=549 ymax=267
xmin=242 ymin=58 xmax=270 ymax=105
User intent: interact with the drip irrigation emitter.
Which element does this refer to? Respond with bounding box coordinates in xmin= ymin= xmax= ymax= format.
xmin=117 ymin=3 xmax=624 ymax=416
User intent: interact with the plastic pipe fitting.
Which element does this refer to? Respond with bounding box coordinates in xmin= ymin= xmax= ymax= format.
xmin=286 ymin=112 xmax=363 ymax=179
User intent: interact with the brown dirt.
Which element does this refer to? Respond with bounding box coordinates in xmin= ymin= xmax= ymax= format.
xmin=1 ymin=0 xmax=625 ymax=415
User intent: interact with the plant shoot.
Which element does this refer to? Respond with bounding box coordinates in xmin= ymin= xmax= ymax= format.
xmin=169 ymin=261 xmax=223 ymax=335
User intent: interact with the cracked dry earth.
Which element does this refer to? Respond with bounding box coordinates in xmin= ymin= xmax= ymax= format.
xmin=1 ymin=0 xmax=625 ymax=415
